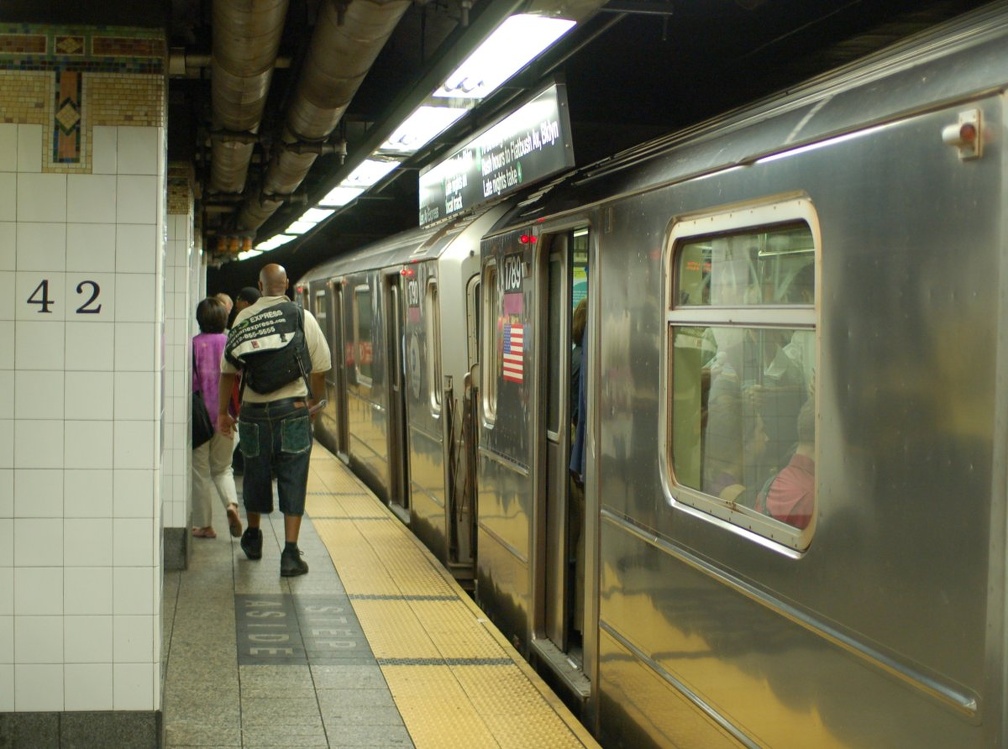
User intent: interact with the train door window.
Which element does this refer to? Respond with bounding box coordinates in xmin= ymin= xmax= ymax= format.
xmin=481 ymin=261 xmax=499 ymax=423
xmin=466 ymin=275 xmax=480 ymax=369
xmin=313 ymin=290 xmax=326 ymax=320
xmin=664 ymin=198 xmax=818 ymax=550
xmin=353 ymin=284 xmax=373 ymax=386
xmin=426 ymin=278 xmax=442 ymax=413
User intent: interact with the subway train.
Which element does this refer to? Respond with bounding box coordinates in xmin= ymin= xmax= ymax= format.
xmin=294 ymin=3 xmax=1008 ymax=746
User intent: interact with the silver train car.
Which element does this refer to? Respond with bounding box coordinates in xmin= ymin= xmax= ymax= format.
xmin=297 ymin=3 xmax=1008 ymax=745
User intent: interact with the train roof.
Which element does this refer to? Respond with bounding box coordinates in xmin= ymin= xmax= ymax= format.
xmin=496 ymin=0 xmax=1008 ymax=225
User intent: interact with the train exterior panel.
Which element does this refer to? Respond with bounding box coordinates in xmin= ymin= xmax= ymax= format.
xmin=299 ymin=4 xmax=1008 ymax=746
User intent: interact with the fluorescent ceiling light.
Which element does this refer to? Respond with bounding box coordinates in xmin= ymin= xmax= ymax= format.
xmin=345 ymin=158 xmax=399 ymax=188
xmin=318 ymin=185 xmax=364 ymax=207
xmin=254 ymin=233 xmax=297 ymax=252
xmin=301 ymin=207 xmax=335 ymax=223
xmin=433 ymin=15 xmax=575 ymax=101
xmin=237 ymin=249 xmax=263 ymax=261
xmin=378 ymin=105 xmax=469 ymax=155
xmin=286 ymin=219 xmax=317 ymax=235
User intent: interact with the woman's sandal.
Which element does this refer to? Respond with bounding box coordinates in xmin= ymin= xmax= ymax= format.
xmin=226 ymin=505 xmax=243 ymax=538
xmin=192 ymin=526 xmax=217 ymax=538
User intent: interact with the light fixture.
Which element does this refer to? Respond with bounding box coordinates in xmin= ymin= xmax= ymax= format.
xmin=378 ymin=105 xmax=469 ymax=156
xmin=433 ymin=15 xmax=575 ymax=101
xmin=318 ymin=185 xmax=364 ymax=207
xmin=345 ymin=158 xmax=399 ymax=188
xmin=254 ymin=233 xmax=297 ymax=251
xmin=237 ymin=249 xmax=263 ymax=261
xmin=301 ymin=207 xmax=335 ymax=223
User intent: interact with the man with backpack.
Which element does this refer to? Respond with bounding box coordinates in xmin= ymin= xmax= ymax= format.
xmin=216 ymin=263 xmax=331 ymax=577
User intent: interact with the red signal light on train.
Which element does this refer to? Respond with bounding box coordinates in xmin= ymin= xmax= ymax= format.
xmin=400 ymin=267 xmax=415 ymax=277
xmin=519 ymin=234 xmax=537 ymax=244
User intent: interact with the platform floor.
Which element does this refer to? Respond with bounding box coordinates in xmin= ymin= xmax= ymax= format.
xmin=162 ymin=443 xmax=599 ymax=748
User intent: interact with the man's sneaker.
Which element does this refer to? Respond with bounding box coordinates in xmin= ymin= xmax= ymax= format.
xmin=280 ymin=547 xmax=308 ymax=577
xmin=240 ymin=527 xmax=262 ymax=560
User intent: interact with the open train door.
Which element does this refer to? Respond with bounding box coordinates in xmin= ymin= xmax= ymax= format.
xmin=382 ymin=269 xmax=411 ymax=521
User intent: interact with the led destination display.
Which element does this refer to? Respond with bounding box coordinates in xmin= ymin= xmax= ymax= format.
xmin=418 ymin=83 xmax=574 ymax=226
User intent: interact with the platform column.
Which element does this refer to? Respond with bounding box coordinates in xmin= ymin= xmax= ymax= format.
xmin=0 ymin=23 xmax=169 ymax=747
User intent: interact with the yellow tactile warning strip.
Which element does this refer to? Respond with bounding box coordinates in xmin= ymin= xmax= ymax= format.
xmin=307 ymin=444 xmax=600 ymax=749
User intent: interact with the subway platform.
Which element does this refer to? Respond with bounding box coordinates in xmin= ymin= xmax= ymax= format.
xmin=162 ymin=443 xmax=599 ymax=748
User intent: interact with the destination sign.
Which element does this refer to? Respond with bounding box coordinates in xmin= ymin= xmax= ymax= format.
xmin=418 ymin=83 xmax=574 ymax=226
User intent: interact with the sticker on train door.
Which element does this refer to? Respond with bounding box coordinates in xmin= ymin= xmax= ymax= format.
xmin=502 ymin=253 xmax=524 ymax=383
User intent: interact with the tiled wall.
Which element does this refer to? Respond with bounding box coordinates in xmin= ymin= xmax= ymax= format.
xmin=0 ymin=24 xmax=171 ymax=724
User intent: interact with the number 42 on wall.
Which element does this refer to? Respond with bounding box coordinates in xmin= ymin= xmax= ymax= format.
xmin=27 ymin=279 xmax=102 ymax=314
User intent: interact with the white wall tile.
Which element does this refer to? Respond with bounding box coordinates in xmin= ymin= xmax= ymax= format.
xmin=116 ymin=223 xmax=156 ymax=274
xmin=113 ymin=662 xmax=153 ymax=710
xmin=64 ymin=567 xmax=112 ymax=615
xmin=64 ymin=273 xmax=113 ymax=321
xmin=67 ymin=223 xmax=116 ymax=273
xmin=0 ymin=322 xmax=11 ymax=369
xmin=0 ymin=125 xmax=16 ymax=172
xmin=114 ymin=420 xmax=156 ymax=470
xmin=0 ymin=420 xmax=12 ymax=470
xmin=67 ymin=174 xmax=117 ymax=224
xmin=0 ymin=372 xmax=11 ymax=419
xmin=116 ymin=176 xmax=157 ymax=225
xmin=0 ymin=273 xmax=13 ymax=322
xmin=114 ymin=469 xmax=154 ymax=518
xmin=64 ymin=420 xmax=112 ymax=470
xmin=16 ymin=223 xmax=66 ymax=274
xmin=0 ymin=615 xmax=10 ymax=661
xmin=0 ymin=222 xmax=15 ymax=271
xmin=14 ymin=614 xmax=62 ymax=662
xmin=14 ymin=519 xmax=63 ymax=566
xmin=0 ymin=470 xmax=11 ymax=517
xmin=113 ymin=371 xmax=153 ymax=420
xmin=0 ymin=520 xmax=9 ymax=567
xmin=91 ymin=126 xmax=117 ymax=175
xmin=15 ymin=320 xmax=65 ymax=369
xmin=65 ymin=321 xmax=114 ymax=371
xmin=113 ymin=518 xmax=153 ymax=566
xmin=64 ymin=519 xmax=112 ymax=566
xmin=14 ymin=470 xmax=63 ymax=519
xmin=14 ymin=663 xmax=63 ymax=710
xmin=113 ymin=614 xmax=153 ymax=661
xmin=114 ymin=272 xmax=155 ymax=323
xmin=114 ymin=322 xmax=156 ymax=371
xmin=13 ymin=568 xmax=61 ymax=615
xmin=117 ymin=127 xmax=158 ymax=176
xmin=113 ymin=567 xmax=153 ymax=615
xmin=0 ymin=569 xmax=10 ymax=616
xmin=16 ymin=125 xmax=42 ymax=174
xmin=0 ymin=176 xmax=15 ymax=223
xmin=14 ymin=420 xmax=64 ymax=469
xmin=65 ymin=371 xmax=113 ymax=420
xmin=15 ymin=370 xmax=64 ymax=420
xmin=0 ymin=664 xmax=11 ymax=709
xmin=64 ymin=616 xmax=113 ymax=663
xmin=17 ymin=173 xmax=66 ymax=222
xmin=64 ymin=663 xmax=113 ymax=710
xmin=64 ymin=469 xmax=113 ymax=518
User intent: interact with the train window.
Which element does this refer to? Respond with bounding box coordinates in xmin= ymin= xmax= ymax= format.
xmin=665 ymin=199 xmax=818 ymax=549
xmin=353 ymin=285 xmax=373 ymax=387
xmin=313 ymin=290 xmax=326 ymax=320
xmin=481 ymin=261 xmax=499 ymax=423
xmin=426 ymin=278 xmax=442 ymax=413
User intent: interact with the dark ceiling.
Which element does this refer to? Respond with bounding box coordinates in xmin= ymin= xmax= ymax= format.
xmin=0 ymin=0 xmax=991 ymax=291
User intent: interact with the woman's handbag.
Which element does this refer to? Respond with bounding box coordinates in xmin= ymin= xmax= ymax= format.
xmin=192 ymin=343 xmax=215 ymax=448
xmin=192 ymin=390 xmax=214 ymax=448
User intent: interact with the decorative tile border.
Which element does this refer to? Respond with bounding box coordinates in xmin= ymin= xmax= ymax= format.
xmin=0 ymin=24 xmax=166 ymax=173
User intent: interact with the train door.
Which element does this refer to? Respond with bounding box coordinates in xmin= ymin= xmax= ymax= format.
xmin=329 ymin=278 xmax=350 ymax=461
xmin=383 ymin=271 xmax=410 ymax=521
xmin=534 ymin=225 xmax=590 ymax=700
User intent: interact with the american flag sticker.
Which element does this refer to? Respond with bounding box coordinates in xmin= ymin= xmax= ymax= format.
xmin=503 ymin=322 xmax=524 ymax=383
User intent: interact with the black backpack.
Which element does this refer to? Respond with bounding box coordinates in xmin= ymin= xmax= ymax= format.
xmin=224 ymin=300 xmax=313 ymax=396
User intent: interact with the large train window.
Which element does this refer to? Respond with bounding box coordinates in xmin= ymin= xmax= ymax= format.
xmin=426 ymin=278 xmax=442 ymax=413
xmin=664 ymin=198 xmax=818 ymax=550
xmin=352 ymin=284 xmax=373 ymax=387
xmin=481 ymin=261 xmax=499 ymax=423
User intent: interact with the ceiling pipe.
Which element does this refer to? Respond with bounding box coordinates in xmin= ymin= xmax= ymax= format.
xmin=209 ymin=0 xmax=291 ymax=196
xmin=236 ymin=0 xmax=411 ymax=233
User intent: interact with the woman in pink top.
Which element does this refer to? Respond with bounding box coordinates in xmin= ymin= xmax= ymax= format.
xmin=192 ymin=297 xmax=242 ymax=539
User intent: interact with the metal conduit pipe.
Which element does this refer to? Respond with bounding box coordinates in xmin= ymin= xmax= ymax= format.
xmin=237 ymin=0 xmax=411 ymax=232
xmin=209 ymin=0 xmax=290 ymax=195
